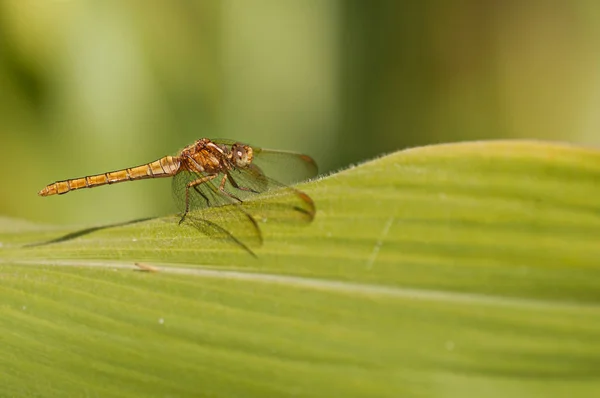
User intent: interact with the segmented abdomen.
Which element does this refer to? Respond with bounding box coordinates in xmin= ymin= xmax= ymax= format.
xmin=38 ymin=156 xmax=180 ymax=196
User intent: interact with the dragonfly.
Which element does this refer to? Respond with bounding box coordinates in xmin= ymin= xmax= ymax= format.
xmin=38 ymin=138 xmax=318 ymax=254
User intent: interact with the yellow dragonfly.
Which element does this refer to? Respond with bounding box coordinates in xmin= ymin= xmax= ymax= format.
xmin=39 ymin=138 xmax=317 ymax=254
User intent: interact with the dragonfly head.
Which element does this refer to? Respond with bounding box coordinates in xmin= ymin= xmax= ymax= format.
xmin=230 ymin=143 xmax=254 ymax=168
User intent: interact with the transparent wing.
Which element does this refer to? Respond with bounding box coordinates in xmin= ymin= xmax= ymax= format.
xmin=211 ymin=139 xmax=318 ymax=185
xmin=251 ymin=148 xmax=318 ymax=185
xmin=172 ymin=170 xmax=263 ymax=252
xmin=225 ymin=164 xmax=316 ymax=223
xmin=170 ymin=140 xmax=317 ymax=254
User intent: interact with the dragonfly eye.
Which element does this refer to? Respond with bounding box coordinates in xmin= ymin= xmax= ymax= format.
xmin=231 ymin=143 xmax=253 ymax=167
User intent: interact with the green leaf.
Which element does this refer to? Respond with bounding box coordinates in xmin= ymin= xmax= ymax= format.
xmin=1 ymin=140 xmax=600 ymax=397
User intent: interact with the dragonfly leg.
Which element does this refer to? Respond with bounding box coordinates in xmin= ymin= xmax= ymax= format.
xmin=219 ymin=174 xmax=228 ymax=190
xmin=226 ymin=171 xmax=261 ymax=194
xmin=179 ymin=174 xmax=217 ymax=224
xmin=216 ymin=174 xmax=244 ymax=204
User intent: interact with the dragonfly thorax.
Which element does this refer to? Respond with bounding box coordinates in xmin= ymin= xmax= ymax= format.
xmin=180 ymin=139 xmax=254 ymax=174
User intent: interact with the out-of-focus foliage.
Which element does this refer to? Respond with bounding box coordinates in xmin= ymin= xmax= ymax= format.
xmin=0 ymin=1 xmax=599 ymax=224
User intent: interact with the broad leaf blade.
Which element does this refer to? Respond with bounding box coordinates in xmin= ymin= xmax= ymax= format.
xmin=1 ymin=140 xmax=599 ymax=397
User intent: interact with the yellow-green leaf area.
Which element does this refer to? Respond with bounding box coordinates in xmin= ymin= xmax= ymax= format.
xmin=1 ymin=140 xmax=599 ymax=397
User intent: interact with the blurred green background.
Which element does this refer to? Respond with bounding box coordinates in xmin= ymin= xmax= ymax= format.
xmin=1 ymin=0 xmax=599 ymax=226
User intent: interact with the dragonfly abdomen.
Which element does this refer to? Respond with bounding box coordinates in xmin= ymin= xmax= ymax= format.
xmin=38 ymin=156 xmax=180 ymax=196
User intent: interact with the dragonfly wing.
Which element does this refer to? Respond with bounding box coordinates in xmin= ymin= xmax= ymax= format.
xmin=171 ymin=170 xmax=263 ymax=250
xmin=172 ymin=169 xmax=239 ymax=212
xmin=225 ymin=165 xmax=316 ymax=224
xmin=210 ymin=139 xmax=318 ymax=185
xmin=251 ymin=147 xmax=318 ymax=185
